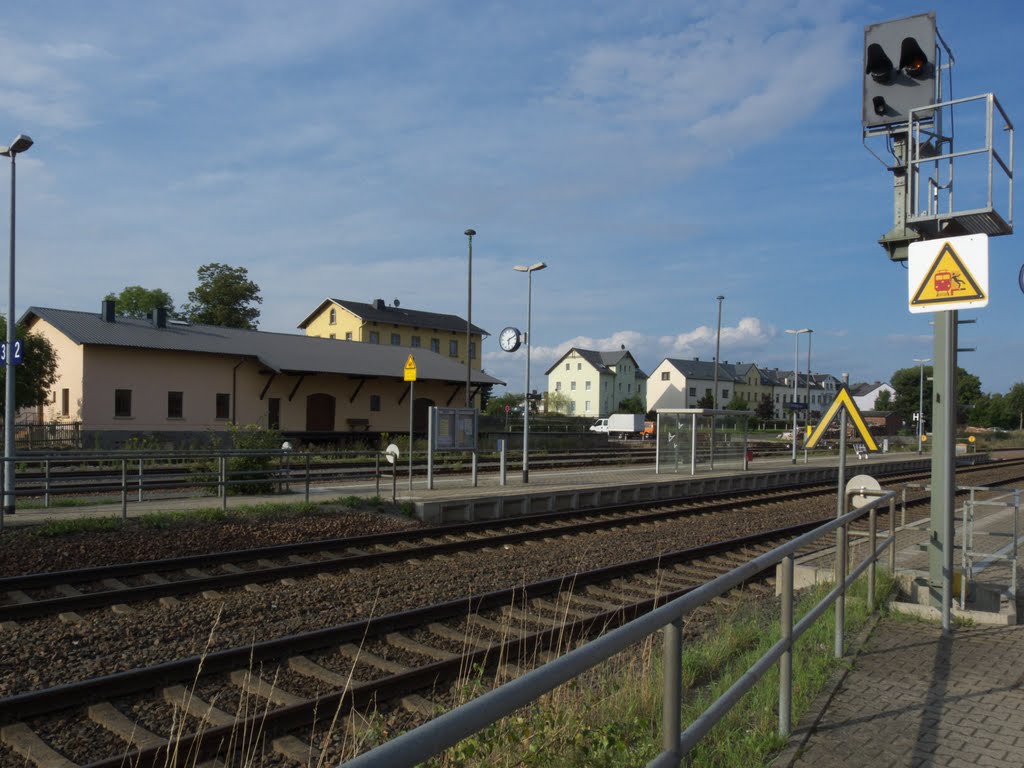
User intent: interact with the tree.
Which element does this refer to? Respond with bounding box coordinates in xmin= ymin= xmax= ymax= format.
xmin=755 ymin=395 xmax=775 ymax=423
xmin=0 ymin=317 xmax=59 ymax=414
xmin=104 ymin=286 xmax=175 ymax=318
xmin=182 ymin=263 xmax=262 ymax=329
xmin=485 ymin=392 xmax=524 ymax=417
xmin=696 ymin=393 xmax=714 ymax=409
xmin=874 ymin=389 xmax=893 ymax=410
xmin=1007 ymin=382 xmax=1024 ymax=431
xmin=546 ymin=390 xmax=572 ymax=414
xmin=724 ymin=395 xmax=749 ymax=411
xmin=890 ymin=365 xmax=985 ymax=428
xmin=617 ymin=395 xmax=645 ymax=414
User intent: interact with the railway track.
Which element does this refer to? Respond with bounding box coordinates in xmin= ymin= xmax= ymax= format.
xmin=6 ymin=459 xmax=1020 ymax=623
xmin=0 ymin=522 xmax=818 ymax=767
xmin=1 ymin=459 xmax=1021 ymax=766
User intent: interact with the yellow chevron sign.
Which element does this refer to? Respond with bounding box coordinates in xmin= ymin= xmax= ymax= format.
xmin=805 ymin=388 xmax=878 ymax=452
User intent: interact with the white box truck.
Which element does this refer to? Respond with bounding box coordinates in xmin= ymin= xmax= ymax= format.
xmin=589 ymin=413 xmax=645 ymax=438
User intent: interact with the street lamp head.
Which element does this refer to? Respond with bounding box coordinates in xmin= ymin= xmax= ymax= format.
xmin=785 ymin=328 xmax=812 ymax=335
xmin=514 ymin=262 xmax=547 ymax=273
xmin=913 ymin=357 xmax=931 ymax=364
xmin=716 ymin=295 xmax=725 ymax=301
xmin=464 ymin=229 xmax=476 ymax=237
xmin=0 ymin=134 xmax=33 ymax=156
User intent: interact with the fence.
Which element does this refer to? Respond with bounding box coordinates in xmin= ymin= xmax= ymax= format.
xmin=343 ymin=488 xmax=897 ymax=767
xmin=11 ymin=421 xmax=82 ymax=450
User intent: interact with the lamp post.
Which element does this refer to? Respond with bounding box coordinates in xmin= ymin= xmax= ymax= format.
xmin=514 ymin=262 xmax=546 ymax=483
xmin=713 ymin=295 xmax=725 ymax=409
xmin=1 ymin=134 xmax=32 ymax=520
xmin=804 ymin=329 xmax=813 ymax=464
xmin=464 ymin=229 xmax=475 ymax=408
xmin=785 ymin=328 xmax=811 ymax=464
xmin=914 ymin=357 xmax=931 ymax=454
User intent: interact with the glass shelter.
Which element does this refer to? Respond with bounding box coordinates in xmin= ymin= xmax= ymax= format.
xmin=655 ymin=409 xmax=751 ymax=475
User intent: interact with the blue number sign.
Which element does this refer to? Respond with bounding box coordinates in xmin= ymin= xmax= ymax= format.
xmin=0 ymin=341 xmax=23 ymax=365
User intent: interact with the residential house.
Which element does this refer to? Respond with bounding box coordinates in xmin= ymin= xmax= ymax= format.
xmin=25 ymin=301 xmax=502 ymax=447
xmin=646 ymin=358 xmax=743 ymax=413
xmin=545 ymin=348 xmax=647 ymax=417
xmin=850 ymin=381 xmax=896 ymax=412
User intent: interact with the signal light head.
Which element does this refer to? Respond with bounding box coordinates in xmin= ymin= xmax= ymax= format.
xmin=872 ymin=96 xmax=887 ymax=116
xmin=899 ymin=37 xmax=929 ymax=78
xmin=865 ymin=43 xmax=894 ymax=83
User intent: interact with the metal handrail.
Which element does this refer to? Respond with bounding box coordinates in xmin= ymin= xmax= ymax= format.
xmin=342 ymin=489 xmax=897 ymax=767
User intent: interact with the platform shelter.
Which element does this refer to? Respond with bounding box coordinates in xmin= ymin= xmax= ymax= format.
xmin=655 ymin=409 xmax=751 ymax=475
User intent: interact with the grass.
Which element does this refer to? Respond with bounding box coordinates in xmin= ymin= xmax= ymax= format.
xmin=426 ymin=572 xmax=896 ymax=768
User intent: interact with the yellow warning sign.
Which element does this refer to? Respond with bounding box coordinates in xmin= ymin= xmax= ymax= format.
xmin=403 ymin=354 xmax=417 ymax=382
xmin=907 ymin=234 xmax=989 ymax=314
xmin=806 ymin=387 xmax=878 ymax=452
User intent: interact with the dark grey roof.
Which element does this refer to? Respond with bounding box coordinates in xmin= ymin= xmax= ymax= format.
xmin=298 ymin=298 xmax=488 ymax=336
xmin=24 ymin=306 xmax=503 ymax=385
xmin=544 ymin=347 xmax=647 ymax=378
xmin=850 ymin=382 xmax=889 ymax=396
xmin=664 ymin=358 xmax=743 ymax=383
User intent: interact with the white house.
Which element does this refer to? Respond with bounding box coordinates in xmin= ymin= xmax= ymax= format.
xmin=545 ymin=348 xmax=647 ymax=417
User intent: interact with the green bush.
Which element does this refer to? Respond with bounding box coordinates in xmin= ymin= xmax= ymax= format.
xmin=226 ymin=424 xmax=283 ymax=495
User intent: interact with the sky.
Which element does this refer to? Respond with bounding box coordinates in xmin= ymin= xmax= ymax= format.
xmin=2 ymin=1 xmax=1022 ymax=396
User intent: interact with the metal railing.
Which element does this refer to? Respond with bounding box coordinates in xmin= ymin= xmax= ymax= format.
xmin=343 ymin=488 xmax=897 ymax=767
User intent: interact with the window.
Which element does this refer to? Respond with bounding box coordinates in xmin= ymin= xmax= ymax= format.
xmin=565 ymin=363 xmax=570 ymax=371
xmin=391 ymin=333 xmax=401 ymax=345
xmin=329 ymin=308 xmax=337 ymax=325
xmin=345 ymin=331 xmax=353 ymax=340
xmin=329 ymin=333 xmax=336 ymax=339
xmin=661 ymin=371 xmax=670 ymax=381
xmin=722 ymin=389 xmax=729 ymax=399
xmin=167 ymin=391 xmax=183 ymax=419
xmin=268 ymin=398 xmax=280 ymax=430
xmin=570 ymin=381 xmax=576 ymax=391
xmin=469 ymin=341 xmax=476 ymax=360
xmin=216 ymin=393 xmax=230 ymax=420
xmin=449 ymin=340 xmax=458 ymax=357
xmin=585 ymin=381 xmax=591 ymax=391
xmin=61 ymin=388 xmax=70 ymax=417
xmin=430 ymin=338 xmax=440 ymax=353
xmin=577 ymin=363 xmax=582 ymax=371
xmin=369 ymin=331 xmax=380 ymax=344
xmin=555 ymin=382 xmax=561 ymax=391
xmin=689 ymin=387 xmax=696 ymax=397
xmin=585 ymin=400 xmax=591 ymax=411
xmin=411 ymin=336 xmax=421 ymax=348
xmin=370 ymin=394 xmax=381 ymax=412
xmin=704 ymin=388 xmax=711 ymax=397
xmin=114 ymin=389 xmax=132 ymax=418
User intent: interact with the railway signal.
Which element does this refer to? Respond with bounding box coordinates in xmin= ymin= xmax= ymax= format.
xmin=862 ymin=12 xmax=937 ymax=129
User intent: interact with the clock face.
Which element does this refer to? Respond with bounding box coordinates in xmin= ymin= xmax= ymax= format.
xmin=499 ymin=326 xmax=521 ymax=352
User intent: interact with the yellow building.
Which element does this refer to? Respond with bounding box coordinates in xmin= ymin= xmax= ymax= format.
xmin=300 ymin=297 xmax=487 ymax=371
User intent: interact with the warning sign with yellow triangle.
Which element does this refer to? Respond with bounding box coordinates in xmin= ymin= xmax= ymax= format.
xmin=907 ymin=234 xmax=988 ymax=314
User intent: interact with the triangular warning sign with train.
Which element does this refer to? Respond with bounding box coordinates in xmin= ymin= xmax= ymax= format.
xmin=907 ymin=234 xmax=989 ymax=314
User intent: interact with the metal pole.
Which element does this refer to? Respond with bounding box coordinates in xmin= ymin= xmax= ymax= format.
xmin=121 ymin=459 xmax=128 ymax=520
xmin=304 ymin=453 xmax=310 ymax=504
xmin=837 ymin=373 xmax=849 ymax=519
xmin=661 ymin=617 xmax=683 ymax=761
xmin=464 ymin=229 xmax=475 ymax=408
xmin=914 ymin=358 xmax=930 ymax=454
xmin=779 ymin=554 xmax=794 ymax=736
xmin=3 ymin=153 xmax=17 ymax=518
xmin=791 ymin=332 xmax=798 ymax=464
xmin=713 ymin=294 xmax=724 ymax=409
xmin=868 ymin=507 xmax=877 ymax=613
xmin=931 ymin=310 xmax=956 ymax=634
xmin=889 ymin=497 xmax=897 ymax=575
xmin=523 ymin=270 xmax=532 ymax=484
xmin=804 ymin=331 xmax=812 ymax=464
xmin=408 ymin=380 xmax=414 ymax=491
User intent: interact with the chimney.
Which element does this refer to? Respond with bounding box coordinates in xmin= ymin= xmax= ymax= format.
xmin=151 ymin=307 xmax=167 ymax=329
xmin=101 ymin=299 xmax=116 ymax=322
xmin=374 ymin=298 xmax=385 ymax=310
